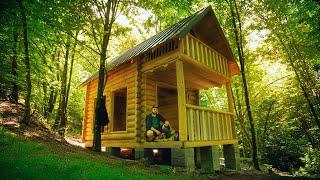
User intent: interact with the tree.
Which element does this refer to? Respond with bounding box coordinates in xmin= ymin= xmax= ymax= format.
xmin=226 ymin=0 xmax=260 ymax=170
xmin=17 ymin=0 xmax=32 ymax=125
xmin=10 ymin=30 xmax=19 ymax=103
xmin=87 ymin=0 xmax=121 ymax=152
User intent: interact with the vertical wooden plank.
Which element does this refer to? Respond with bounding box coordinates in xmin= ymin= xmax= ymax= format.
xmin=217 ymin=55 xmax=222 ymax=74
xmin=207 ymin=111 xmax=212 ymax=141
xmin=176 ymin=60 xmax=187 ymax=141
xmin=200 ymin=43 xmax=204 ymax=64
xmin=155 ymin=83 xmax=158 ymax=106
xmin=216 ymin=113 xmax=220 ymax=140
xmin=226 ymin=83 xmax=236 ymax=139
xmin=221 ymin=57 xmax=225 ymax=76
xmin=224 ymin=58 xmax=228 ymax=76
xmin=228 ymin=114 xmax=233 ymax=139
xmin=179 ymin=36 xmax=184 ymax=54
xmin=204 ymin=46 xmax=210 ymax=67
xmin=224 ymin=59 xmax=228 ymax=76
xmin=210 ymin=51 xmax=214 ymax=70
xmin=212 ymin=112 xmax=216 ymax=140
xmin=194 ymin=39 xmax=200 ymax=61
xmin=191 ymin=37 xmax=195 ymax=59
xmin=214 ymin=53 xmax=218 ymax=71
xmin=186 ymin=108 xmax=190 ymax=140
xmin=222 ymin=57 xmax=226 ymax=76
xmin=211 ymin=51 xmax=215 ymax=70
xmin=220 ymin=56 xmax=224 ymax=75
xmin=186 ymin=35 xmax=190 ymax=57
xmin=198 ymin=42 xmax=202 ymax=63
xmin=221 ymin=113 xmax=226 ymax=140
xmin=200 ymin=110 xmax=206 ymax=141
xmin=211 ymin=112 xmax=215 ymax=140
xmin=220 ymin=57 xmax=224 ymax=75
xmin=225 ymin=114 xmax=230 ymax=139
xmin=207 ymin=111 xmax=211 ymax=140
xmin=218 ymin=113 xmax=222 ymax=140
xmin=208 ymin=49 xmax=212 ymax=69
xmin=211 ymin=112 xmax=214 ymax=140
xmin=195 ymin=109 xmax=201 ymax=141
xmin=189 ymin=108 xmax=195 ymax=141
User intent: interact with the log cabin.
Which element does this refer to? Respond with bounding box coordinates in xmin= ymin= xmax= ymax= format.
xmin=80 ymin=6 xmax=240 ymax=171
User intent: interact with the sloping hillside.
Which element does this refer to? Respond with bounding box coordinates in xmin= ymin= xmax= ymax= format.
xmin=0 ymin=101 xmax=305 ymax=180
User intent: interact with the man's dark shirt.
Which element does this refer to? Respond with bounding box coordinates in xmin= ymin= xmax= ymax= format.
xmin=146 ymin=113 xmax=165 ymax=131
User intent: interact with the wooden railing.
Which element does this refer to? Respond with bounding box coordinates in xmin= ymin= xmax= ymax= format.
xmin=186 ymin=104 xmax=235 ymax=141
xmin=181 ymin=34 xmax=230 ymax=77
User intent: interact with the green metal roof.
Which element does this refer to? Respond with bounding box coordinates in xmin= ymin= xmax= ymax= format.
xmin=80 ymin=5 xmax=236 ymax=86
xmin=109 ymin=6 xmax=212 ymax=69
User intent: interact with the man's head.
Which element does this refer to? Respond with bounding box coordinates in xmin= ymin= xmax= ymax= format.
xmin=152 ymin=105 xmax=159 ymax=115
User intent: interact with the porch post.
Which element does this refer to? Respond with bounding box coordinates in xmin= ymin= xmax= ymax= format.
xmin=226 ymin=83 xmax=236 ymax=139
xmin=176 ymin=60 xmax=187 ymax=141
xmin=225 ymin=83 xmax=240 ymax=170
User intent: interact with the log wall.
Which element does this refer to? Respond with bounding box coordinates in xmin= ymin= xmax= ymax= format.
xmin=82 ymin=62 xmax=138 ymax=145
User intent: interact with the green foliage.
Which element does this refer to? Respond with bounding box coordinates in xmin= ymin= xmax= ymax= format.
xmin=199 ymin=87 xmax=228 ymax=111
xmin=299 ymin=147 xmax=320 ymax=177
xmin=261 ymin=127 xmax=306 ymax=172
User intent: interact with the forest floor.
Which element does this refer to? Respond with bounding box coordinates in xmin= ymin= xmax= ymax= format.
xmin=0 ymin=101 xmax=313 ymax=180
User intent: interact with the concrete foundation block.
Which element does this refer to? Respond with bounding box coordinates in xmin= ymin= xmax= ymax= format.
xmin=133 ymin=148 xmax=145 ymax=160
xmin=106 ymin=147 xmax=121 ymax=157
xmin=223 ymin=144 xmax=240 ymax=170
xmin=171 ymin=148 xmax=195 ymax=171
xmin=200 ymin=146 xmax=221 ymax=173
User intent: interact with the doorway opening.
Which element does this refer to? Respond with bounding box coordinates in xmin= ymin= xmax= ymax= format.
xmin=113 ymin=88 xmax=127 ymax=131
xmin=157 ymin=86 xmax=178 ymax=130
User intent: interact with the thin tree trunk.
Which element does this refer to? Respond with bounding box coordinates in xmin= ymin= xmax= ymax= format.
xmin=17 ymin=0 xmax=32 ymax=125
xmin=45 ymin=87 xmax=56 ymax=118
xmin=54 ymin=40 xmax=70 ymax=130
xmin=260 ymin=101 xmax=275 ymax=150
xmin=65 ymin=31 xmax=80 ymax=107
xmin=45 ymin=49 xmax=59 ymax=118
xmin=234 ymin=87 xmax=252 ymax=157
xmin=228 ymin=0 xmax=260 ymax=170
xmin=11 ymin=32 xmax=19 ymax=103
xmin=42 ymin=82 xmax=47 ymax=114
xmin=93 ymin=0 xmax=119 ymax=152
xmin=93 ymin=10 xmax=111 ymax=152
xmin=277 ymin=35 xmax=320 ymax=130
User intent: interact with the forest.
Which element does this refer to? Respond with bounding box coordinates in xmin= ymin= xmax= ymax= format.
xmin=0 ymin=0 xmax=320 ymax=178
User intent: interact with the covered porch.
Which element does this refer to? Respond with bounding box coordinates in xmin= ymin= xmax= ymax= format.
xmin=141 ymin=46 xmax=237 ymax=148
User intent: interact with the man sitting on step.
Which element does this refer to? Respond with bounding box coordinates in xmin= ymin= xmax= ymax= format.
xmin=145 ymin=105 xmax=171 ymax=142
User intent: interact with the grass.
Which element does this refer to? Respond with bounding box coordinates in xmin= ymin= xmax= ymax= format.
xmin=0 ymin=126 xmax=196 ymax=180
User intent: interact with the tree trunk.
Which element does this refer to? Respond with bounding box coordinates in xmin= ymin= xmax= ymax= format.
xmin=277 ymin=36 xmax=320 ymax=130
xmin=234 ymin=87 xmax=252 ymax=158
xmin=45 ymin=86 xmax=57 ymax=118
xmin=228 ymin=0 xmax=260 ymax=170
xmin=65 ymin=31 xmax=80 ymax=107
xmin=42 ymin=82 xmax=47 ymax=114
xmin=54 ymin=40 xmax=70 ymax=130
xmin=17 ymin=0 xmax=32 ymax=125
xmin=11 ymin=31 xmax=19 ymax=104
xmin=45 ymin=49 xmax=59 ymax=118
xmin=93 ymin=0 xmax=118 ymax=152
